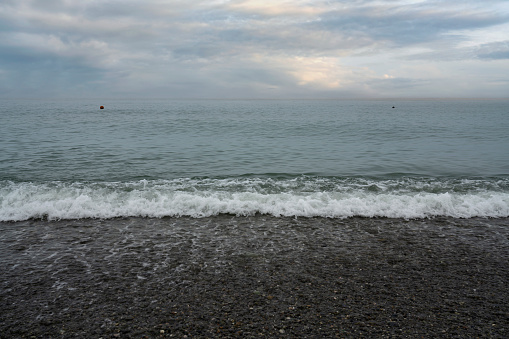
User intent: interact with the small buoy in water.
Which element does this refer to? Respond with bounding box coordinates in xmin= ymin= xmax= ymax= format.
xmin=100 ymin=106 xmax=104 ymax=109
xmin=392 ymin=106 xmax=395 ymax=108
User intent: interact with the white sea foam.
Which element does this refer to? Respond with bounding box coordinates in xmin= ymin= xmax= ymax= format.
xmin=1 ymin=178 xmax=508 ymax=221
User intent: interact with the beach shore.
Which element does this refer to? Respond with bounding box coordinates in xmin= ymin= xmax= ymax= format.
xmin=1 ymin=216 xmax=508 ymax=338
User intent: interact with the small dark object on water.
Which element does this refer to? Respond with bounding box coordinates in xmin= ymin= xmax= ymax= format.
xmin=392 ymin=106 xmax=395 ymax=108
xmin=100 ymin=106 xmax=104 ymax=109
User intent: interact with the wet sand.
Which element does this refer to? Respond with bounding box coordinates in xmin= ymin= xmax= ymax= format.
xmin=1 ymin=216 xmax=508 ymax=338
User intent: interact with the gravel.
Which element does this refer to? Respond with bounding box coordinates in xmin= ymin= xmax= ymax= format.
xmin=1 ymin=216 xmax=508 ymax=338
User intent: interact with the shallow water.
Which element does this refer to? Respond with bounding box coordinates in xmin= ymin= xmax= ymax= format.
xmin=1 ymin=216 xmax=508 ymax=289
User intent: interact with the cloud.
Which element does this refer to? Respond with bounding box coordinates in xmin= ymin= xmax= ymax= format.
xmin=314 ymin=2 xmax=508 ymax=48
xmin=227 ymin=0 xmax=327 ymax=17
xmin=0 ymin=0 xmax=508 ymax=98
xmin=477 ymin=41 xmax=509 ymax=60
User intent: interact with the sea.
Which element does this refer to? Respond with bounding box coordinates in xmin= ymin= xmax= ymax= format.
xmin=0 ymin=98 xmax=508 ymax=221
xmin=2 ymin=98 xmax=509 ymax=337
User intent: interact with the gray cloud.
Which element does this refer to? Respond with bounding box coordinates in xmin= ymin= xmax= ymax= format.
xmin=0 ymin=0 xmax=508 ymax=98
xmin=313 ymin=3 xmax=509 ymax=48
xmin=477 ymin=41 xmax=509 ymax=60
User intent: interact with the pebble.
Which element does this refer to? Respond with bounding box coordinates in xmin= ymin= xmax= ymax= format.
xmin=2 ymin=216 xmax=509 ymax=338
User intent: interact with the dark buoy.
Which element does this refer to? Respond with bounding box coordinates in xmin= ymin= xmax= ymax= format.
xmin=392 ymin=106 xmax=395 ymax=108
xmin=100 ymin=106 xmax=104 ymax=109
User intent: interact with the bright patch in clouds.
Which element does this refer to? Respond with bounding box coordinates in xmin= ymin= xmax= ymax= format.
xmin=0 ymin=0 xmax=508 ymax=98
xmin=229 ymin=0 xmax=326 ymax=16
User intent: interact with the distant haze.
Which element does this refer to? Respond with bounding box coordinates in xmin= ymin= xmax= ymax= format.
xmin=1 ymin=0 xmax=508 ymax=99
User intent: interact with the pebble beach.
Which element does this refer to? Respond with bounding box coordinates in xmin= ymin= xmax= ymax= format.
xmin=1 ymin=216 xmax=508 ymax=338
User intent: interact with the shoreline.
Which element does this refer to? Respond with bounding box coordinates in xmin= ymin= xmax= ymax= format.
xmin=1 ymin=216 xmax=508 ymax=338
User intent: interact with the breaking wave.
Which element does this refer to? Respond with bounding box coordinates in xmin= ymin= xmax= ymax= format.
xmin=1 ymin=177 xmax=508 ymax=221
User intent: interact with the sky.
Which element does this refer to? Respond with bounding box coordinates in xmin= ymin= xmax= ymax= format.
xmin=1 ymin=0 xmax=509 ymax=99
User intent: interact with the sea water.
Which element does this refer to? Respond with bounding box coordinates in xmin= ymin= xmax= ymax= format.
xmin=1 ymin=99 xmax=508 ymax=221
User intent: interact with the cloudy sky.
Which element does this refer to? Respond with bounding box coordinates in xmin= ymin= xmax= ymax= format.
xmin=1 ymin=0 xmax=508 ymax=99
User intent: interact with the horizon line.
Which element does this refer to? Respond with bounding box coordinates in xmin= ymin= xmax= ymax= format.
xmin=2 ymin=97 xmax=509 ymax=101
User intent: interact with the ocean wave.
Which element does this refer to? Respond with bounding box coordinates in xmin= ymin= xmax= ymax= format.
xmin=1 ymin=177 xmax=508 ymax=221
